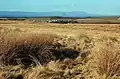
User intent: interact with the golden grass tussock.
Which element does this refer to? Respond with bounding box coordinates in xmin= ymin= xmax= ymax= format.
xmin=0 ymin=32 xmax=56 ymax=66
xmin=0 ymin=29 xmax=80 ymax=67
xmin=92 ymin=40 xmax=120 ymax=78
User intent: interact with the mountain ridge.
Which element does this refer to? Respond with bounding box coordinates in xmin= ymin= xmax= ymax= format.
xmin=0 ymin=11 xmax=95 ymax=18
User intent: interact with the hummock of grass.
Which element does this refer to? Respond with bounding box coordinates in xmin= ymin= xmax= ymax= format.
xmin=0 ymin=31 xmax=80 ymax=67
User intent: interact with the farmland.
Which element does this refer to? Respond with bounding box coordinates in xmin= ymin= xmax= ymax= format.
xmin=0 ymin=20 xmax=120 ymax=79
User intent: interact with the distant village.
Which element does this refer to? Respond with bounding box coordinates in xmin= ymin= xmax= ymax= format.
xmin=1 ymin=17 xmax=120 ymax=24
xmin=30 ymin=19 xmax=79 ymax=24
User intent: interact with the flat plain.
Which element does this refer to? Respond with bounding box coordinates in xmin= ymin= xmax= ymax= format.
xmin=0 ymin=20 xmax=120 ymax=79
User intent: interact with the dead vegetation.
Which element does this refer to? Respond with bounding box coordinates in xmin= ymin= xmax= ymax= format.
xmin=92 ymin=41 xmax=120 ymax=79
xmin=0 ymin=21 xmax=120 ymax=79
xmin=0 ymin=31 xmax=80 ymax=67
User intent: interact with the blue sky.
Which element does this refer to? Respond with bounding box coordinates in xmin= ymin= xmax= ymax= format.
xmin=0 ymin=0 xmax=120 ymax=15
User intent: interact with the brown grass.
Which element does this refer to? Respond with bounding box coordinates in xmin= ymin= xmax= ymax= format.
xmin=0 ymin=72 xmax=4 ymax=79
xmin=0 ymin=21 xmax=120 ymax=79
xmin=91 ymin=39 xmax=120 ymax=79
xmin=0 ymin=29 xmax=80 ymax=67
xmin=95 ymin=45 xmax=120 ymax=77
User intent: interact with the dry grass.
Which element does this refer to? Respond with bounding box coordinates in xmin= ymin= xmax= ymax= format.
xmin=92 ymin=41 xmax=120 ymax=79
xmin=0 ymin=72 xmax=4 ymax=79
xmin=0 ymin=21 xmax=120 ymax=79
xmin=0 ymin=28 xmax=80 ymax=67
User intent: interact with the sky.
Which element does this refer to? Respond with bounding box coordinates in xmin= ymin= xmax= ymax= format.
xmin=0 ymin=0 xmax=120 ymax=15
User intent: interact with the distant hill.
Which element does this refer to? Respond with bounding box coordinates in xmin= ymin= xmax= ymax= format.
xmin=0 ymin=11 xmax=96 ymax=18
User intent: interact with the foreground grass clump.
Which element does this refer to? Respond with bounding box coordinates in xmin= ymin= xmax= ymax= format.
xmin=1 ymin=33 xmax=58 ymax=66
xmin=23 ymin=58 xmax=87 ymax=79
xmin=0 ymin=32 xmax=80 ymax=67
xmin=92 ymin=40 xmax=120 ymax=79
